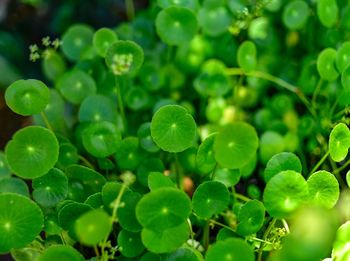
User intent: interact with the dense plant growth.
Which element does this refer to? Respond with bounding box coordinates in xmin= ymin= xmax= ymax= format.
xmin=1 ymin=0 xmax=350 ymax=260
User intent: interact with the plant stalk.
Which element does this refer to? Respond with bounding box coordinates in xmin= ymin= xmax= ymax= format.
xmin=40 ymin=111 xmax=53 ymax=132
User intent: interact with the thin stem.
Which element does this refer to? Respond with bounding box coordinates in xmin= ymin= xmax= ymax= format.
xmin=209 ymin=219 xmax=236 ymax=233
xmin=101 ymin=183 xmax=127 ymax=258
xmin=234 ymin=193 xmax=251 ymax=202
xmin=203 ymin=221 xmax=210 ymax=250
xmin=125 ymin=0 xmax=135 ymax=20
xmin=94 ymin=245 xmax=100 ymax=258
xmin=226 ymin=68 xmax=316 ymax=117
xmin=308 ymin=150 xmax=330 ymax=177
xmin=248 ymin=236 xmax=273 ymax=245
xmin=210 ymin=163 xmax=218 ymax=180
xmin=174 ymin=153 xmax=182 ymax=189
xmin=330 ymin=158 xmax=348 ymax=189
xmin=311 ymin=78 xmax=323 ymax=109
xmin=257 ymin=218 xmax=277 ymax=261
xmin=115 ymin=76 xmax=127 ymax=132
xmin=79 ymin=155 xmax=95 ymax=169
xmin=187 ymin=218 xmax=195 ymax=248
xmin=40 ymin=111 xmax=53 ymax=132
xmin=334 ymin=158 xmax=350 ymax=175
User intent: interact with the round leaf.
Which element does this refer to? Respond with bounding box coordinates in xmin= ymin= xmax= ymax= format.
xmin=263 ymin=152 xmax=302 ymax=182
xmin=82 ymin=121 xmax=121 ymax=158
xmin=192 ymin=181 xmax=230 ymax=219
xmin=93 ymin=28 xmax=118 ymax=57
xmin=38 ymin=245 xmax=84 ymax=261
xmin=307 ymin=170 xmax=339 ymax=209
xmin=263 ymin=170 xmax=308 ymax=218
xmin=237 ymin=41 xmax=257 ymax=72
xmin=61 ymin=24 xmax=94 ymax=61
xmin=205 ymin=238 xmax=254 ymax=261
xmin=151 ymin=105 xmax=197 ymax=153
xmin=282 ymin=1 xmax=309 ymax=30
xmin=32 ymin=168 xmax=68 ymax=207
xmin=136 ymin=187 xmax=191 ymax=231
xmin=0 ymin=193 xmax=43 ymax=253
xmin=56 ymin=69 xmax=96 ymax=104
xmin=5 ymin=79 xmax=50 ymax=116
xmin=236 ymin=200 xmax=265 ymax=236
xmin=155 ymin=6 xmax=198 ymax=45
xmin=118 ymin=192 xmax=143 ymax=232
xmin=213 ymin=122 xmax=259 ymax=169
xmin=196 ymin=133 xmax=217 ymax=175
xmin=75 ymin=209 xmax=112 ymax=246
xmin=141 ymin=221 xmax=189 ymax=253
xmin=0 ymin=177 xmax=29 ymax=197
xmin=118 ymin=230 xmax=145 ymax=257
xmin=105 ymin=40 xmax=144 ymax=75
xmin=329 ymin=123 xmax=350 ymax=162
xmin=317 ymin=48 xmax=339 ymax=81
xmin=5 ymin=126 xmax=59 ymax=179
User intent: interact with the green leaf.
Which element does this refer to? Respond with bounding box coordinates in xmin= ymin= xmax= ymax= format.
xmin=5 ymin=126 xmax=59 ymax=179
xmin=156 ymin=6 xmax=198 ymax=46
xmin=148 ymin=172 xmax=175 ymax=191
xmin=93 ymin=28 xmax=118 ymax=57
xmin=236 ymin=200 xmax=265 ymax=236
xmin=157 ymin=0 xmax=198 ymax=10
xmin=0 ymin=152 xmax=11 ymax=179
xmin=332 ymin=221 xmax=350 ymax=260
xmin=118 ymin=192 xmax=143 ymax=232
xmin=82 ymin=121 xmax=121 ymax=158
xmin=42 ymin=50 xmax=66 ymax=81
xmin=61 ymin=24 xmax=94 ymax=61
xmin=118 ymin=230 xmax=145 ymax=257
xmin=56 ymin=69 xmax=96 ymax=104
xmin=198 ymin=6 xmax=231 ymax=37
xmin=32 ymin=168 xmax=68 ymax=207
xmin=329 ymin=123 xmax=350 ymax=162
xmin=136 ymin=187 xmax=191 ymax=231
xmin=137 ymin=122 xmax=160 ymax=153
xmin=5 ymin=79 xmax=50 ymax=116
xmin=196 ymin=133 xmax=217 ymax=175
xmin=213 ymin=122 xmax=259 ymax=169
xmin=263 ymin=152 xmax=302 ymax=182
xmin=75 ymin=209 xmax=112 ymax=246
xmin=192 ymin=181 xmax=230 ymax=219
xmin=0 ymin=177 xmax=29 ymax=197
xmin=57 ymin=142 xmax=79 ymax=169
xmin=0 ymin=193 xmax=43 ymax=253
xmin=137 ymin=158 xmax=165 ymax=187
xmin=237 ymin=41 xmax=257 ymax=72
xmin=105 ymin=40 xmax=144 ymax=76
xmin=141 ymin=221 xmax=189 ymax=253
xmin=151 ymin=105 xmax=197 ymax=153
xmin=78 ymin=94 xmax=117 ymax=123
xmin=341 ymin=65 xmax=350 ymax=89
xmin=263 ymin=170 xmax=308 ymax=218
xmin=307 ymin=170 xmax=339 ymax=209
xmin=58 ymin=202 xmax=92 ymax=232
xmin=115 ymin=137 xmax=144 ymax=170
xmin=194 ymin=60 xmax=231 ymax=97
xmin=282 ymin=1 xmax=309 ymax=30
xmin=164 ymin=247 xmax=204 ymax=261
xmin=205 ymin=238 xmax=255 ymax=261
xmin=317 ymin=0 xmax=338 ymax=28
xmin=66 ymin=165 xmax=106 ymax=196
xmin=336 ymin=41 xmax=350 ymax=73
xmin=259 ymin=131 xmax=285 ymax=165
xmin=101 ymin=182 xmax=131 ymax=212
xmin=37 ymin=245 xmax=84 ymax=261
xmin=317 ymin=48 xmax=339 ymax=81
xmin=214 ymin=168 xmax=241 ymax=187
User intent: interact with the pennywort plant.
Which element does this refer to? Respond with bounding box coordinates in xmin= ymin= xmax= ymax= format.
xmin=1 ymin=0 xmax=350 ymax=260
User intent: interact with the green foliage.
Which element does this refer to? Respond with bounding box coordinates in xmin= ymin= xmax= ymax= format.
xmin=2 ymin=0 xmax=350 ymax=259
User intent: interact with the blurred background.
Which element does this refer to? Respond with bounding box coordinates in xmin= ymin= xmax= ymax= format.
xmin=0 ymin=0 xmax=148 ymax=150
